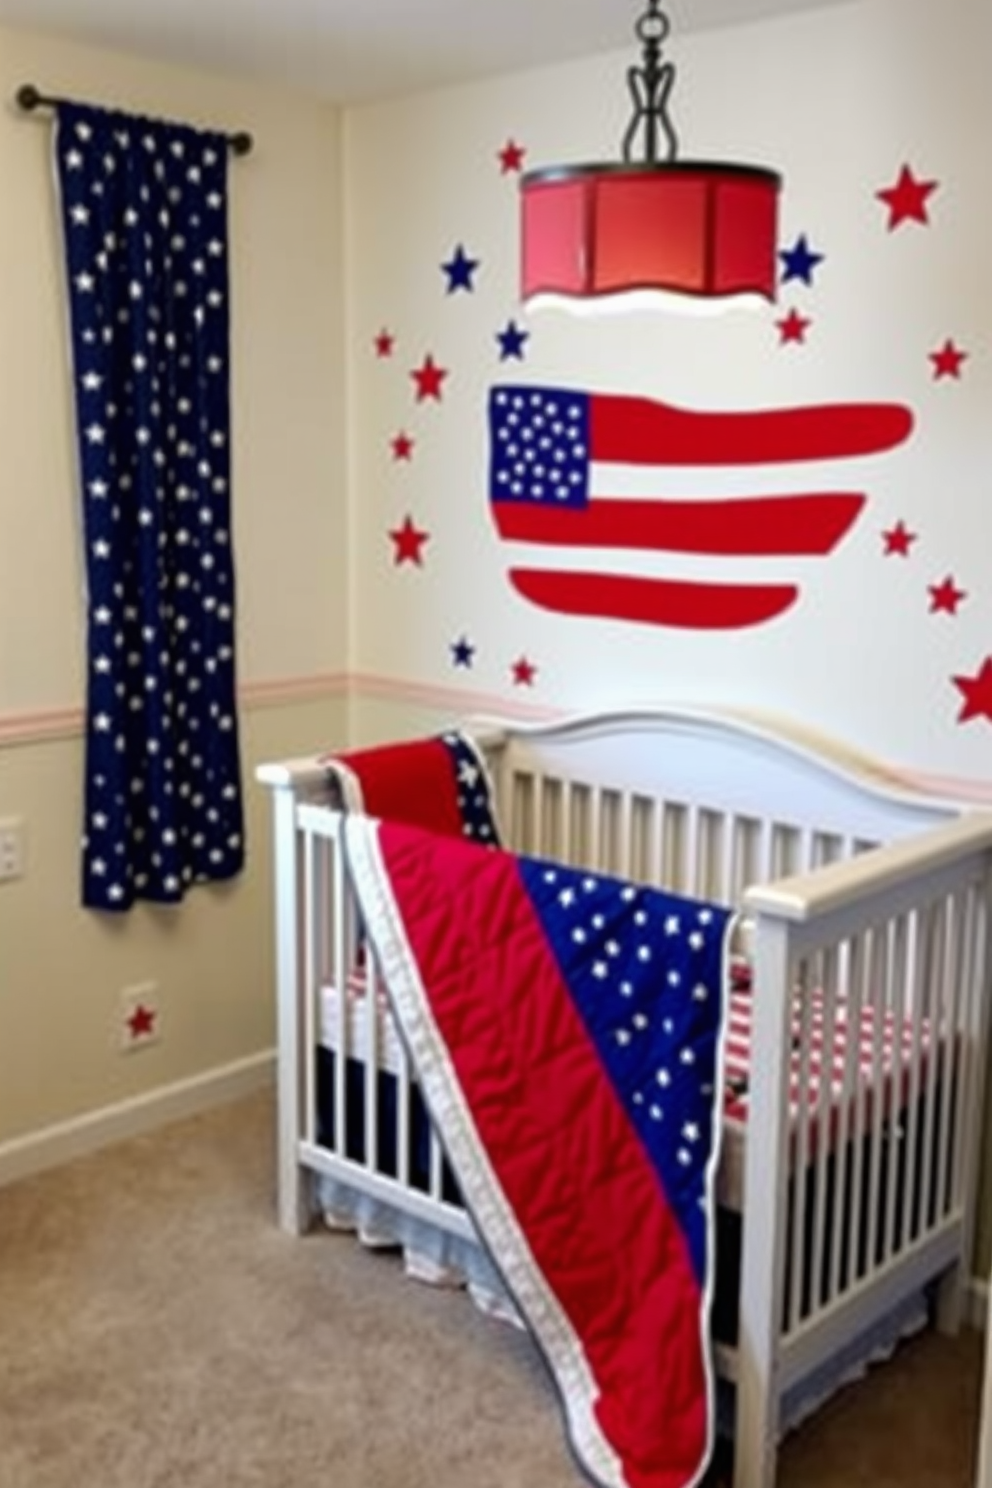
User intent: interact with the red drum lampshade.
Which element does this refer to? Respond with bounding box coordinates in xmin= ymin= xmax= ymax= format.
xmin=520 ymin=3 xmax=781 ymax=309
xmin=521 ymin=161 xmax=780 ymax=304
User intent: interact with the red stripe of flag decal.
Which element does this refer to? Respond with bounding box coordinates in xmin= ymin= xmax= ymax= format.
xmin=493 ymin=492 xmax=865 ymax=555
xmin=589 ymin=393 xmax=914 ymax=465
xmin=510 ymin=569 xmax=799 ymax=629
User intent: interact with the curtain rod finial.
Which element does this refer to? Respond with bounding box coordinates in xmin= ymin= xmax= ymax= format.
xmin=229 ymin=130 xmax=253 ymax=157
xmin=16 ymin=84 xmax=42 ymax=111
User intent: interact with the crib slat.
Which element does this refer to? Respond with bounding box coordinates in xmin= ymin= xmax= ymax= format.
xmin=863 ymin=919 xmax=890 ymax=1279
xmin=719 ymin=815 xmax=737 ymax=905
xmin=588 ymin=786 xmax=603 ymax=872
xmin=837 ymin=929 xmax=869 ymax=1297
xmin=915 ymin=899 xmax=944 ymax=1238
xmin=395 ymin=1039 xmax=412 ymax=1189
xmin=364 ymin=948 xmax=380 ymax=1173
xmin=560 ymin=780 xmax=576 ymax=866
xmin=825 ymin=937 xmax=857 ymax=1304
xmin=787 ymin=960 xmax=816 ymax=1333
xmin=653 ymin=801 xmax=668 ymax=890
xmin=880 ymin=915 xmax=908 ymax=1267
xmin=756 ymin=819 xmax=774 ymax=886
xmin=683 ymin=805 xmax=700 ymax=897
xmin=429 ymin=1126 xmax=444 ymax=1201
xmin=933 ymin=893 xmax=960 ymax=1224
xmin=544 ymin=776 xmax=564 ymax=863
xmin=617 ymin=791 xmax=633 ymax=882
xmin=531 ymin=771 xmax=546 ymax=858
xmin=809 ymin=946 xmax=839 ymax=1319
xmin=897 ymin=910 xmax=927 ymax=1253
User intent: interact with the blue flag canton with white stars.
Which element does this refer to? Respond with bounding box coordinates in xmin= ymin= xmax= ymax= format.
xmin=439 ymin=733 xmax=501 ymax=847
xmin=55 ymin=101 xmax=244 ymax=911
xmin=519 ymin=859 xmax=731 ymax=1284
xmin=489 ymin=386 xmax=592 ymax=509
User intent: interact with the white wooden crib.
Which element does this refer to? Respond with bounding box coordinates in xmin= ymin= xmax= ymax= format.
xmin=257 ymin=706 xmax=992 ymax=1488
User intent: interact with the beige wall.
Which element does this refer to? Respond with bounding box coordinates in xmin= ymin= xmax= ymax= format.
xmin=0 ymin=698 xmax=344 ymax=1142
xmin=0 ymin=25 xmax=349 ymax=1148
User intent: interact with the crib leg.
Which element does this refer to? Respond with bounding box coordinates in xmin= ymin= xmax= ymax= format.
xmin=278 ymin=1158 xmax=314 ymax=1235
xmin=277 ymin=1051 xmax=314 ymax=1235
xmin=934 ymin=1259 xmax=965 ymax=1336
xmin=277 ymin=1068 xmax=313 ymax=1235
xmin=270 ymin=779 xmax=318 ymax=1237
xmin=732 ymin=1368 xmax=778 ymax=1488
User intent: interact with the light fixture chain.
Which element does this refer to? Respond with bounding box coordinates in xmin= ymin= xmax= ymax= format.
xmin=622 ymin=0 xmax=679 ymax=165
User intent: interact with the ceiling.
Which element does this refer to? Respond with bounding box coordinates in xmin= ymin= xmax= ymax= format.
xmin=0 ymin=0 xmax=855 ymax=104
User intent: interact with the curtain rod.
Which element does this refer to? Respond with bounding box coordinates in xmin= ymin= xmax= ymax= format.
xmin=15 ymin=84 xmax=254 ymax=156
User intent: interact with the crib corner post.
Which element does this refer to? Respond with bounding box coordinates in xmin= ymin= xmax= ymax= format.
xmin=269 ymin=777 xmax=315 ymax=1237
xmin=932 ymin=1262 xmax=965 ymax=1336
xmin=939 ymin=850 xmax=992 ymax=1337
xmin=733 ymin=910 xmax=795 ymax=1488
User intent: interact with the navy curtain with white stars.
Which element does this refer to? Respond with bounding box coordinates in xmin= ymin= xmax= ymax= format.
xmin=54 ymin=102 xmax=244 ymax=911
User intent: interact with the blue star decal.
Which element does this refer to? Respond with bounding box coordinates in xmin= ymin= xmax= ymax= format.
xmin=450 ymin=635 xmax=475 ymax=668
xmin=497 ymin=319 xmax=529 ymax=360
xmin=779 ymin=233 xmax=824 ymax=286
xmin=441 ymin=244 xmax=480 ymax=293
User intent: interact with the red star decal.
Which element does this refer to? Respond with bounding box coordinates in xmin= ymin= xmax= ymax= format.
xmin=128 ymin=1004 xmax=156 ymax=1039
xmin=930 ymin=339 xmax=968 ymax=380
xmin=374 ymin=328 xmax=395 ymax=358
xmin=391 ymin=431 xmax=415 ymax=461
xmin=882 ymin=521 xmax=918 ymax=556
xmin=776 ymin=308 xmax=811 ymax=344
xmin=929 ymin=576 xmax=966 ymax=615
xmin=411 ymin=354 xmax=448 ymax=402
xmin=876 ymin=164 xmax=938 ymax=230
xmin=499 ymin=139 xmax=526 ymax=173
xmin=389 ymin=515 xmax=429 ymax=566
xmin=512 ymin=655 xmax=537 ymax=687
xmin=953 ymin=658 xmax=992 ymax=725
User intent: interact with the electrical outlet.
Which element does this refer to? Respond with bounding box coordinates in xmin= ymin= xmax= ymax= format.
xmin=0 ymin=818 xmax=25 ymax=882
xmin=118 ymin=983 xmax=161 ymax=1052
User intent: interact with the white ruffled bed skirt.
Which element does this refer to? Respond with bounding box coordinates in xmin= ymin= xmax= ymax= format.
xmin=316 ymin=1171 xmax=930 ymax=1442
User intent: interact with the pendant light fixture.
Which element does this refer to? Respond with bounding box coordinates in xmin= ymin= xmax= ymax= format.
xmin=520 ymin=1 xmax=781 ymax=309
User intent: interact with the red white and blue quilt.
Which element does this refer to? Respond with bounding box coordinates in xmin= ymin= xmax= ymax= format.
xmin=345 ymin=814 xmax=734 ymax=1488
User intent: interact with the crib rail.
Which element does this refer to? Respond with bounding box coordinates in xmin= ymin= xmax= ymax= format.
xmin=777 ymin=883 xmax=984 ymax=1337
xmin=734 ymin=823 xmax=992 ymax=1488
xmin=493 ymin=761 xmax=876 ymax=904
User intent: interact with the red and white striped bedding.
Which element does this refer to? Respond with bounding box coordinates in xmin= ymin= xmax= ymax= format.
xmin=722 ymin=978 xmax=931 ymax=1134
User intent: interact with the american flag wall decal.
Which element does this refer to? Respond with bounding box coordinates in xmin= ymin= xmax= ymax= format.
xmin=488 ymin=384 xmax=914 ymax=630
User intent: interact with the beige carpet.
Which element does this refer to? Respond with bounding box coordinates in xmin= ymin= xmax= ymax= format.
xmin=0 ymin=1089 xmax=983 ymax=1488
